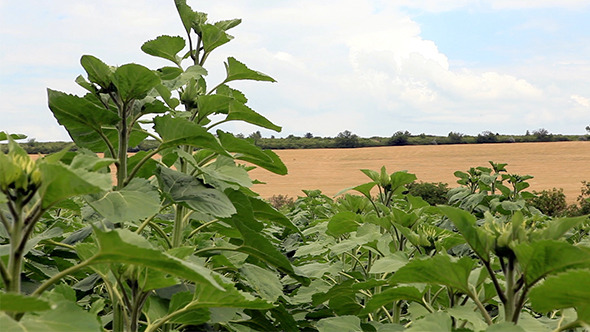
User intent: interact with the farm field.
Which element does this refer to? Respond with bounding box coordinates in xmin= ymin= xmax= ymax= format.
xmin=250 ymin=141 xmax=590 ymax=202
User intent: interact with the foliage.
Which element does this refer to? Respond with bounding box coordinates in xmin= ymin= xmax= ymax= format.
xmin=335 ymin=130 xmax=360 ymax=148
xmin=528 ymin=188 xmax=568 ymax=216
xmin=267 ymin=194 xmax=295 ymax=211
xmin=2 ymin=3 xmax=589 ymax=332
xmin=388 ymin=131 xmax=411 ymax=146
xmin=476 ymin=131 xmax=498 ymax=143
xmin=406 ymin=181 xmax=450 ymax=206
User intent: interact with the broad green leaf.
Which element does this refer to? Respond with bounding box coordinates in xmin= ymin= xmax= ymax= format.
xmin=389 ymin=171 xmax=417 ymax=193
xmin=215 ymin=18 xmax=241 ymax=31
xmin=223 ymin=57 xmax=276 ymax=83
xmin=361 ymin=286 xmax=423 ymax=314
xmin=531 ymin=215 xmax=590 ymax=241
xmin=406 ymin=312 xmax=452 ymax=332
xmin=167 ymin=65 xmax=207 ymax=90
xmin=196 ymin=94 xmax=233 ymax=119
xmin=156 ymin=166 xmax=236 ymax=218
xmin=0 ymin=132 xmax=27 ymax=141
xmin=316 ymin=316 xmax=363 ymax=332
xmin=167 ymin=292 xmax=210 ymax=325
xmin=88 ymin=228 xmax=223 ymax=289
xmin=39 ymin=162 xmax=112 ymax=209
xmin=369 ymin=252 xmax=409 ymax=274
xmin=174 ymin=0 xmax=196 ymax=34
xmin=217 ymin=130 xmax=287 ymax=175
xmin=0 ymin=293 xmax=51 ymax=312
xmin=154 ymin=115 xmax=229 ymax=156
xmin=201 ymin=23 xmax=232 ymax=54
xmin=86 ymin=178 xmax=160 ymax=223
xmin=529 ymin=269 xmax=590 ymax=321
xmin=390 ymin=254 xmax=476 ymax=294
xmin=485 ymin=322 xmax=525 ymax=332
xmin=240 ymin=263 xmax=283 ymax=302
xmin=513 ymin=240 xmax=590 ymax=286
xmin=167 ymin=276 xmax=272 ymax=317
xmin=0 ymin=301 xmax=101 ymax=332
xmin=141 ymin=35 xmax=185 ymax=65
xmin=226 ymin=192 xmax=306 ymax=284
xmin=439 ymin=206 xmax=492 ymax=262
xmin=127 ymin=150 xmax=158 ymax=179
xmin=47 ymin=89 xmax=119 ymax=152
xmin=327 ymin=211 xmax=360 ymax=237
xmin=80 ymin=55 xmax=112 ymax=89
xmin=113 ymin=63 xmax=160 ymax=102
xmin=447 ymin=305 xmax=488 ymax=332
xmin=226 ymin=101 xmax=282 ymax=132
xmin=248 ymin=196 xmax=300 ymax=232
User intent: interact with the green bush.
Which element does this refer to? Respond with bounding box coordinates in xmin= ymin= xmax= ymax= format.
xmin=528 ymin=188 xmax=568 ymax=216
xmin=406 ymin=181 xmax=450 ymax=206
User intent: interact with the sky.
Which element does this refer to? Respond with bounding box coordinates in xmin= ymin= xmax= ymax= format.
xmin=1 ymin=1 xmax=590 ymax=141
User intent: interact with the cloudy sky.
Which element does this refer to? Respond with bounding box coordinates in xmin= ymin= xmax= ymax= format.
xmin=1 ymin=1 xmax=590 ymax=141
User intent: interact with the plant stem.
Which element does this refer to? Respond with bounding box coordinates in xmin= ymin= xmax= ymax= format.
xmin=504 ymin=257 xmax=515 ymax=322
xmin=124 ymin=147 xmax=162 ymax=187
xmin=469 ymin=285 xmax=493 ymax=325
xmin=32 ymin=255 xmax=97 ymax=296
xmin=186 ymin=219 xmax=219 ymax=239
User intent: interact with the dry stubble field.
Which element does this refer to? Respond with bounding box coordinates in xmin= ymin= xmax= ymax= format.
xmin=250 ymin=141 xmax=590 ymax=203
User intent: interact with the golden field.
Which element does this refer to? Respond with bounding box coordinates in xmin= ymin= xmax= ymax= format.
xmin=250 ymin=141 xmax=590 ymax=203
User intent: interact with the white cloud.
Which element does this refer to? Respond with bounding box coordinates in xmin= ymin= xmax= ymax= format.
xmin=1 ymin=0 xmax=589 ymax=140
xmin=571 ymin=95 xmax=590 ymax=108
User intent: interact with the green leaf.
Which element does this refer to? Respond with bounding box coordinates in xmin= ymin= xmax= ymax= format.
xmin=532 ymin=215 xmax=590 ymax=241
xmin=141 ymin=35 xmax=185 ymax=65
xmin=47 ymin=89 xmax=119 ymax=152
xmin=156 ymin=166 xmax=236 ymax=218
xmin=406 ymin=312 xmax=452 ymax=332
xmin=223 ymin=57 xmax=276 ymax=83
xmin=154 ymin=115 xmax=229 ymax=156
xmin=316 ymin=316 xmax=363 ymax=332
xmin=513 ymin=240 xmax=590 ymax=286
xmin=240 ymin=263 xmax=283 ymax=302
xmin=485 ymin=322 xmax=525 ymax=332
xmin=217 ymin=130 xmax=287 ymax=175
xmin=248 ymin=196 xmax=300 ymax=232
xmin=88 ymin=228 xmax=223 ymax=289
xmin=80 ymin=55 xmax=113 ymax=89
xmin=529 ymin=269 xmax=590 ymax=321
xmin=113 ymin=63 xmax=160 ymax=102
xmin=327 ymin=211 xmax=360 ymax=237
xmin=0 ymin=293 xmax=51 ymax=312
xmin=362 ymin=286 xmax=423 ymax=314
xmin=0 ymin=132 xmax=27 ymax=141
xmin=226 ymin=101 xmax=281 ymax=132
xmin=174 ymin=0 xmax=196 ymax=34
xmin=369 ymin=252 xmax=409 ymax=274
xmin=447 ymin=305 xmax=488 ymax=332
xmin=86 ymin=178 xmax=160 ymax=223
xmin=0 ymin=301 xmax=102 ymax=332
xmin=390 ymin=254 xmax=476 ymax=294
xmin=226 ymin=192 xmax=307 ymax=284
xmin=201 ymin=24 xmax=232 ymax=54
xmin=439 ymin=206 xmax=492 ymax=262
xmin=39 ymin=162 xmax=112 ymax=209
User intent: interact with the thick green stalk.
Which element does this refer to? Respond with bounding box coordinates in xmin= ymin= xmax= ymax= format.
xmin=7 ymin=199 xmax=24 ymax=294
xmin=504 ymin=257 xmax=516 ymax=322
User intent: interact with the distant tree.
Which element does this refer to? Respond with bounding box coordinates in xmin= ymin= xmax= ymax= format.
xmin=532 ymin=128 xmax=552 ymax=142
xmin=304 ymin=132 xmax=313 ymax=139
xmin=335 ymin=130 xmax=359 ymax=148
xmin=248 ymin=131 xmax=262 ymax=140
xmin=447 ymin=132 xmax=464 ymax=144
xmin=586 ymin=125 xmax=590 ymax=134
xmin=236 ymin=133 xmax=245 ymax=138
xmin=476 ymin=131 xmax=498 ymax=143
xmin=525 ymin=130 xmax=530 ymax=136
xmin=388 ymin=131 xmax=411 ymax=146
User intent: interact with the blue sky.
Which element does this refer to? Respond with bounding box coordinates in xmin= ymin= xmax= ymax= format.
xmin=1 ymin=1 xmax=589 ymax=141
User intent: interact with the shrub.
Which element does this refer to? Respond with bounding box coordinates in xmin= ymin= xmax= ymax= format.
xmin=388 ymin=131 xmax=411 ymax=146
xmin=476 ymin=131 xmax=498 ymax=143
xmin=268 ymin=194 xmax=295 ymax=211
xmin=447 ymin=131 xmax=464 ymax=144
xmin=406 ymin=181 xmax=450 ymax=206
xmin=335 ymin=130 xmax=359 ymax=148
xmin=528 ymin=188 xmax=568 ymax=216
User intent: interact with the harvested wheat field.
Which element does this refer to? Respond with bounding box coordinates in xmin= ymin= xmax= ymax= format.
xmin=250 ymin=141 xmax=590 ymax=203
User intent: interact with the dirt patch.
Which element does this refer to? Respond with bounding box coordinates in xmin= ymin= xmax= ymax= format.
xmin=250 ymin=141 xmax=590 ymax=203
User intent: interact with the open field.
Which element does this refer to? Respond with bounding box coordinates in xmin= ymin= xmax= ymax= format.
xmin=250 ymin=141 xmax=590 ymax=203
